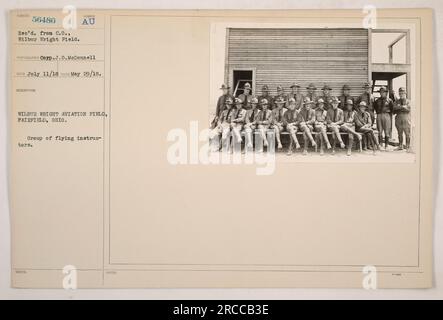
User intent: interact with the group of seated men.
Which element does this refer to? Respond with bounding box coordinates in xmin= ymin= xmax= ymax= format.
xmin=210 ymin=82 xmax=412 ymax=155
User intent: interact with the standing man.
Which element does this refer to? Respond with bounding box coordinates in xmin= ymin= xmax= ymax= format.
xmin=357 ymin=82 xmax=376 ymax=124
xmin=210 ymin=97 xmax=234 ymax=151
xmin=270 ymin=96 xmax=287 ymax=149
xmin=287 ymin=83 xmax=304 ymax=110
xmin=283 ymin=97 xmax=301 ymax=155
xmin=393 ymin=87 xmax=412 ymax=151
xmin=256 ymin=98 xmax=273 ymax=150
xmin=326 ymin=97 xmax=346 ymax=152
xmin=244 ymin=96 xmax=260 ymax=150
xmin=297 ymin=97 xmax=317 ymax=155
xmin=305 ymin=83 xmax=318 ymax=106
xmin=314 ymin=98 xmax=332 ymax=155
xmin=211 ymin=83 xmax=232 ymax=129
xmin=374 ymin=86 xmax=394 ymax=150
xmin=238 ymin=82 xmax=253 ymax=110
xmin=319 ymin=84 xmax=333 ymax=110
xmin=339 ymin=84 xmax=354 ymax=110
xmin=355 ymin=101 xmax=379 ymax=154
xmin=230 ymin=98 xmax=247 ymax=150
xmin=341 ymin=99 xmax=362 ymax=156
xmin=258 ymin=84 xmax=273 ymax=110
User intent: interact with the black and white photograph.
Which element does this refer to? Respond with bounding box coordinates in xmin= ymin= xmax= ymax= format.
xmin=209 ymin=24 xmax=416 ymax=162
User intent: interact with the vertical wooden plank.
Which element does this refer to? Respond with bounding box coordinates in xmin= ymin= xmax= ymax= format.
xmin=368 ymin=28 xmax=372 ymax=84
xmin=224 ymin=28 xmax=230 ymax=86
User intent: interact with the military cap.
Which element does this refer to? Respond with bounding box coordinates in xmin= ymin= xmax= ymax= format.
xmin=322 ymin=84 xmax=332 ymax=91
xmin=276 ymin=85 xmax=283 ymax=91
xmin=290 ymin=83 xmax=301 ymax=88
xmin=275 ymin=96 xmax=286 ymax=104
xmin=342 ymin=84 xmax=351 ymax=90
xmin=219 ymin=83 xmax=230 ymax=90
xmin=303 ymin=97 xmax=315 ymax=105
xmin=359 ymin=101 xmax=367 ymax=108
xmin=244 ymin=82 xmax=251 ymax=89
xmin=234 ymin=97 xmax=243 ymax=105
xmin=261 ymin=84 xmax=269 ymax=91
xmin=317 ymin=98 xmax=325 ymax=104
xmin=260 ymin=98 xmax=269 ymax=105
xmin=379 ymin=86 xmax=388 ymax=93
xmin=288 ymin=97 xmax=296 ymax=103
xmin=250 ymin=97 xmax=259 ymax=104
xmin=399 ymin=87 xmax=407 ymax=93
xmin=306 ymin=83 xmax=317 ymax=90
xmin=331 ymin=96 xmax=340 ymax=104
xmin=225 ymin=97 xmax=233 ymax=104
xmin=346 ymin=99 xmax=354 ymax=105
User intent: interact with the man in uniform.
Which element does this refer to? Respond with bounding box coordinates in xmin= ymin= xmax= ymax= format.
xmin=272 ymin=85 xmax=288 ymax=109
xmin=326 ymin=97 xmax=346 ymax=152
xmin=355 ymin=101 xmax=379 ymax=154
xmin=305 ymin=83 xmax=318 ymax=106
xmin=314 ymin=98 xmax=332 ymax=155
xmin=244 ymin=96 xmax=260 ymax=150
xmin=283 ymin=97 xmax=301 ymax=155
xmin=374 ymin=86 xmax=394 ymax=150
xmin=287 ymin=82 xmax=304 ymax=110
xmin=393 ymin=87 xmax=412 ymax=151
xmin=256 ymin=98 xmax=273 ymax=150
xmin=357 ymin=82 xmax=376 ymax=124
xmin=211 ymin=83 xmax=233 ymax=129
xmin=258 ymin=84 xmax=273 ymax=110
xmin=270 ymin=96 xmax=287 ymax=150
xmin=339 ymin=84 xmax=354 ymax=110
xmin=237 ymin=82 xmax=253 ymax=110
xmin=210 ymin=97 xmax=234 ymax=151
xmin=319 ymin=84 xmax=333 ymax=110
xmin=230 ymin=98 xmax=247 ymax=151
xmin=341 ymin=99 xmax=362 ymax=156
xmin=297 ymin=97 xmax=317 ymax=155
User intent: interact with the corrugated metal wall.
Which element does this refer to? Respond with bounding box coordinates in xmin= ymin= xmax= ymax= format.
xmin=226 ymin=28 xmax=369 ymax=98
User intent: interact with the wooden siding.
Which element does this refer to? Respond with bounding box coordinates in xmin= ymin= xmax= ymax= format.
xmin=226 ymin=28 xmax=369 ymax=98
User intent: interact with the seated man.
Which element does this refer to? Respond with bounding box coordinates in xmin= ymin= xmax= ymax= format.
xmin=256 ymin=98 xmax=272 ymax=151
xmin=244 ymin=96 xmax=260 ymax=150
xmin=355 ymin=101 xmax=379 ymax=154
xmin=326 ymin=96 xmax=346 ymax=153
xmin=270 ymin=96 xmax=287 ymax=149
xmin=297 ymin=97 xmax=317 ymax=155
xmin=209 ymin=97 xmax=234 ymax=151
xmin=283 ymin=97 xmax=301 ymax=155
xmin=230 ymin=97 xmax=247 ymax=151
xmin=341 ymin=99 xmax=363 ymax=156
xmin=314 ymin=98 xmax=332 ymax=155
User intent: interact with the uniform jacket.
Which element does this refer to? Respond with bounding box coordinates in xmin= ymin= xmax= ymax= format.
xmin=326 ymin=108 xmax=344 ymax=125
xmin=283 ymin=109 xmax=299 ymax=126
xmin=305 ymin=92 xmax=318 ymax=104
xmin=393 ymin=99 xmax=411 ymax=115
xmin=215 ymin=94 xmax=233 ymax=118
xmin=257 ymin=94 xmax=273 ymax=109
xmin=245 ymin=108 xmax=260 ymax=124
xmin=230 ymin=108 xmax=247 ymax=124
xmin=314 ymin=108 xmax=328 ymax=124
xmin=343 ymin=110 xmax=357 ymax=125
xmin=296 ymin=107 xmax=316 ymax=125
xmin=319 ymin=94 xmax=333 ymax=110
xmin=238 ymin=93 xmax=253 ymax=109
xmin=374 ymin=97 xmax=394 ymax=114
xmin=218 ymin=108 xmax=233 ymax=124
xmin=287 ymin=92 xmax=304 ymax=109
xmin=354 ymin=110 xmax=372 ymax=129
xmin=271 ymin=107 xmax=287 ymax=124
xmin=256 ymin=109 xmax=272 ymax=125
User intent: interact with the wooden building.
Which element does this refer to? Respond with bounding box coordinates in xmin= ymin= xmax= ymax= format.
xmin=224 ymin=28 xmax=410 ymax=99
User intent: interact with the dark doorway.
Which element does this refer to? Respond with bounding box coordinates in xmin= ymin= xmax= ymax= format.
xmin=232 ymin=70 xmax=253 ymax=96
